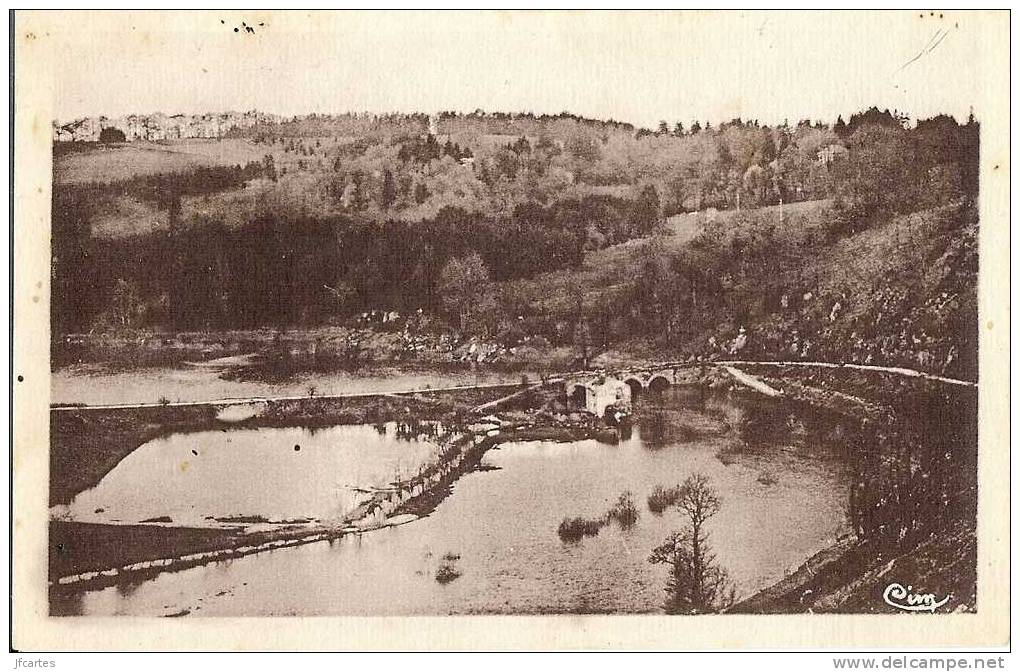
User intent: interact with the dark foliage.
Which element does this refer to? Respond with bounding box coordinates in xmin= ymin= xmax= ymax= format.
xmin=98 ymin=127 xmax=126 ymax=143
xmin=557 ymin=516 xmax=605 ymax=542
xmin=51 ymin=186 xmax=635 ymax=332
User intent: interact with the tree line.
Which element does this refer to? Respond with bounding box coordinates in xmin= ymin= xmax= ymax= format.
xmin=52 ymin=108 xmax=980 ymax=365
xmin=51 ymin=191 xmax=661 ymax=333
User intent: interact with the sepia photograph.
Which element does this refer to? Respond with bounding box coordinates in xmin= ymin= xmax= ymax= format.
xmin=10 ymin=9 xmax=1011 ymax=652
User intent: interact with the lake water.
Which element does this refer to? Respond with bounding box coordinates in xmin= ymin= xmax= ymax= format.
xmin=51 ymin=363 xmax=528 ymax=406
xmin=54 ymin=389 xmax=852 ymax=616
xmin=58 ymin=422 xmax=447 ymax=527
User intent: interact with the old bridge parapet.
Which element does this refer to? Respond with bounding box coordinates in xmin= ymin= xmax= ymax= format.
xmin=561 ymin=362 xmax=711 ymax=416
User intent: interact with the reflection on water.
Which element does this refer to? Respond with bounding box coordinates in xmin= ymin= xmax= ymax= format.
xmin=633 ymin=386 xmax=736 ymax=447
xmin=60 ymin=422 xmax=447 ymax=527
xmin=56 ymin=388 xmax=853 ymax=616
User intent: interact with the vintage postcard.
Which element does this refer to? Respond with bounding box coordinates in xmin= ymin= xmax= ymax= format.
xmin=11 ymin=10 xmax=1010 ymax=651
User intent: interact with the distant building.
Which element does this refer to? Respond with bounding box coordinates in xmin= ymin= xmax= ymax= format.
xmin=817 ymin=143 xmax=848 ymax=165
xmin=52 ymin=123 xmax=73 ymax=142
xmin=52 ymin=110 xmax=281 ymax=143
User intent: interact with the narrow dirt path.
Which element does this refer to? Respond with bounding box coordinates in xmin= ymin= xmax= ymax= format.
xmin=713 ymin=359 xmax=976 ymax=388
xmin=722 ymin=366 xmax=783 ymax=397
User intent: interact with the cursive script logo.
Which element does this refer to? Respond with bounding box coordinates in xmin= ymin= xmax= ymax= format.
xmin=883 ymin=582 xmax=951 ymax=613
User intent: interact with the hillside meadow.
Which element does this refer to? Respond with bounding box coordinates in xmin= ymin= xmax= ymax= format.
xmin=51 ymin=108 xmax=979 ymax=380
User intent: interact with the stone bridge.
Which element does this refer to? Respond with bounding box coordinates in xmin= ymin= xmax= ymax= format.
xmin=561 ymin=363 xmax=701 ymax=416
xmin=563 ymin=363 xmax=695 ymax=399
xmin=559 ymin=357 xmax=975 ymax=417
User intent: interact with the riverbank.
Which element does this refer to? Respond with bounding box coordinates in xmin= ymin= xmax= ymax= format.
xmin=49 ymin=425 xmax=614 ymax=597
xmin=49 ymin=380 xmax=615 ymax=595
xmin=50 ymin=381 xmax=856 ymax=616
xmin=729 ymin=363 xmax=978 ymax=614
xmin=731 ymin=518 xmax=976 ymax=614
xmin=48 ymin=362 xmax=977 ymax=613
xmin=49 ymin=383 xmax=523 ymax=506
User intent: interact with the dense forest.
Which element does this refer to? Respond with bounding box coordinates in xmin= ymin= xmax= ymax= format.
xmin=52 ymin=107 xmax=979 ymax=377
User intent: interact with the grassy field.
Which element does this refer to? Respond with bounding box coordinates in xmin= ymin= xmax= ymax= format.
xmin=53 ymin=139 xmax=267 ymax=185
xmin=505 ymin=199 xmax=829 ymax=317
xmin=54 ymin=138 xmax=351 ymax=237
xmin=67 ymin=174 xmax=329 ymax=239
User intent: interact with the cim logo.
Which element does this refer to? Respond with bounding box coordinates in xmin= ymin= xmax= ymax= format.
xmin=882 ymin=582 xmax=951 ymax=613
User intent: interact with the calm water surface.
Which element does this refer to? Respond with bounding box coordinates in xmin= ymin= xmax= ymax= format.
xmin=57 ymin=422 xmax=446 ymax=526
xmin=52 ymin=364 xmax=525 ymax=406
xmin=56 ymin=389 xmax=851 ymax=616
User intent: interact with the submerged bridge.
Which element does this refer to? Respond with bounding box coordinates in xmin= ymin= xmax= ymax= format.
xmin=558 ymin=358 xmax=975 ymax=392
xmin=50 ymin=359 xmax=976 ymax=413
xmin=562 ymin=366 xmax=680 ymax=402
xmin=557 ymin=363 xmax=704 ymax=417
xmin=557 ymin=358 xmax=976 ymax=417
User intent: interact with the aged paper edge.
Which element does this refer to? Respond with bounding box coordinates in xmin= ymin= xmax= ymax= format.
xmin=10 ymin=10 xmax=1010 ymax=651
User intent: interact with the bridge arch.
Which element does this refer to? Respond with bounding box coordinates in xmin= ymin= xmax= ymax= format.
xmin=567 ymin=383 xmax=588 ymax=407
xmin=647 ymin=374 xmax=671 ymax=394
xmin=623 ymin=377 xmax=644 ymax=398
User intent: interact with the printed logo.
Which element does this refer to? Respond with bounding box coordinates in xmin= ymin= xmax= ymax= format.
xmin=882 ymin=582 xmax=951 ymax=613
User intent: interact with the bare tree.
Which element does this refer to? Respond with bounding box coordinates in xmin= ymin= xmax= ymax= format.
xmin=676 ymin=473 xmax=721 ymax=604
xmin=649 ymin=473 xmax=735 ymax=613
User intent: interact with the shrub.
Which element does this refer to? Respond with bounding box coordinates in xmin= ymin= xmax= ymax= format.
xmin=435 ymin=551 xmax=462 ymax=584
xmin=435 ymin=563 xmax=461 ymax=584
xmin=559 ymin=490 xmax=642 ymax=542
xmin=647 ymin=485 xmax=681 ymax=514
xmin=557 ymin=516 xmax=605 ymax=542
xmin=607 ymin=491 xmax=639 ymax=528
